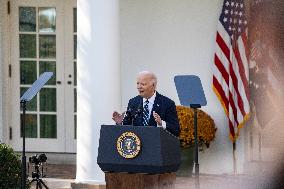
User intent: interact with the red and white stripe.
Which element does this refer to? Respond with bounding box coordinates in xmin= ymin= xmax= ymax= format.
xmin=213 ymin=22 xmax=250 ymax=141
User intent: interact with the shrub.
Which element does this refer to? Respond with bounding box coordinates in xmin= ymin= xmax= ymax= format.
xmin=0 ymin=143 xmax=22 ymax=189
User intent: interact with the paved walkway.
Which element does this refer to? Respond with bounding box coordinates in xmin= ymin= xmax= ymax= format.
xmin=42 ymin=164 xmax=76 ymax=179
xmin=29 ymin=164 xmax=75 ymax=189
xmin=28 ymin=164 xmax=283 ymax=189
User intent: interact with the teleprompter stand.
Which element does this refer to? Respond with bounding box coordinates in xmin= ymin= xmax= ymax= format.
xmin=174 ymin=75 xmax=207 ymax=189
xmin=20 ymin=72 xmax=53 ymax=189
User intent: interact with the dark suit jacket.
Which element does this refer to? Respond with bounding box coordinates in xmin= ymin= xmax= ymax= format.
xmin=122 ymin=92 xmax=180 ymax=137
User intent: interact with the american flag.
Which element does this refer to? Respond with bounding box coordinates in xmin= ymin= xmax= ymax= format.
xmin=213 ymin=0 xmax=250 ymax=141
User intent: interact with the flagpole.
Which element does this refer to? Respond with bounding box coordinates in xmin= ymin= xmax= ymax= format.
xmin=233 ymin=141 xmax=237 ymax=174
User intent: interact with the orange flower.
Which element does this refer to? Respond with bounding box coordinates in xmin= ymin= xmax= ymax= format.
xmin=176 ymin=106 xmax=217 ymax=149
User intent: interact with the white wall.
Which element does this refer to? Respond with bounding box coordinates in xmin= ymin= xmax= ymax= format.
xmin=0 ymin=0 xmax=8 ymax=143
xmin=0 ymin=0 xmax=3 ymax=142
xmin=0 ymin=0 xmax=10 ymax=144
xmin=120 ymin=0 xmax=246 ymax=174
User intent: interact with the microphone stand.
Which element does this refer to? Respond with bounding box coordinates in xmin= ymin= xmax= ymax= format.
xmin=121 ymin=108 xmax=133 ymax=125
xmin=122 ymin=106 xmax=143 ymax=125
xmin=132 ymin=107 xmax=143 ymax=125
xmin=124 ymin=106 xmax=143 ymax=125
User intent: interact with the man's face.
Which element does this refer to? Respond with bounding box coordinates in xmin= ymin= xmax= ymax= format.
xmin=136 ymin=74 xmax=155 ymax=99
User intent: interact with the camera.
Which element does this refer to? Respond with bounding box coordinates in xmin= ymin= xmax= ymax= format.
xmin=28 ymin=154 xmax=49 ymax=188
xmin=28 ymin=154 xmax=47 ymax=179
xmin=29 ymin=154 xmax=47 ymax=165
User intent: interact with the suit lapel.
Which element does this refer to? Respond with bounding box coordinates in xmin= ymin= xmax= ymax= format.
xmin=149 ymin=92 xmax=161 ymax=126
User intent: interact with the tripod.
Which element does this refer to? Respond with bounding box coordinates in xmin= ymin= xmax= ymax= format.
xmin=29 ymin=163 xmax=49 ymax=189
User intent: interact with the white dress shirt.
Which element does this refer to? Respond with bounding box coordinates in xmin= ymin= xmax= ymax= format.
xmin=143 ymin=92 xmax=166 ymax=129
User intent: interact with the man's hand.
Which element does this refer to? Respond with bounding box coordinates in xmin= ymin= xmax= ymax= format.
xmin=112 ymin=111 xmax=124 ymax=124
xmin=153 ymin=111 xmax=162 ymax=126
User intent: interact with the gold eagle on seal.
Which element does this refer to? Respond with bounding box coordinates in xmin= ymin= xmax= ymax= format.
xmin=117 ymin=132 xmax=141 ymax=159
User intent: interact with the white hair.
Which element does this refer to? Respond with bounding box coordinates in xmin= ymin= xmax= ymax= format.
xmin=138 ymin=71 xmax=157 ymax=86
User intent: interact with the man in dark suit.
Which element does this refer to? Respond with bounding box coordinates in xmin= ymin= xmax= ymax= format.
xmin=112 ymin=71 xmax=180 ymax=136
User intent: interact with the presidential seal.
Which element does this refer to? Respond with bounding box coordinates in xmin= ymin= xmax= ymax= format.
xmin=117 ymin=132 xmax=141 ymax=159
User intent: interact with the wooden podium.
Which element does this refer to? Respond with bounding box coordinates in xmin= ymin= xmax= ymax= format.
xmin=97 ymin=125 xmax=181 ymax=189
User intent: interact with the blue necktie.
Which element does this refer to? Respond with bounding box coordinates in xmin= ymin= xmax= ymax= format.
xmin=142 ymin=100 xmax=149 ymax=126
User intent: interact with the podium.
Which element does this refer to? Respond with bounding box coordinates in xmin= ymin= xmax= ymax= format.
xmin=97 ymin=125 xmax=181 ymax=189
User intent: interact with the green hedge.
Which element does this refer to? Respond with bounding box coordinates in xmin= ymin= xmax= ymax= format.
xmin=0 ymin=143 xmax=22 ymax=189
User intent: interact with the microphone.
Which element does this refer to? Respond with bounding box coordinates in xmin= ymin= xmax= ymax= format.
xmin=122 ymin=107 xmax=134 ymax=125
xmin=122 ymin=104 xmax=143 ymax=125
xmin=125 ymin=107 xmax=134 ymax=116
xmin=133 ymin=105 xmax=143 ymax=119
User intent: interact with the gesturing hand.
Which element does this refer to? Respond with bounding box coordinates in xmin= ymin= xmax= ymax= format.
xmin=153 ymin=111 xmax=162 ymax=126
xmin=112 ymin=111 xmax=124 ymax=125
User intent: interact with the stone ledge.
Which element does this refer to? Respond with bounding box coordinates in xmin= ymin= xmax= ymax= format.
xmin=71 ymin=182 xmax=106 ymax=189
